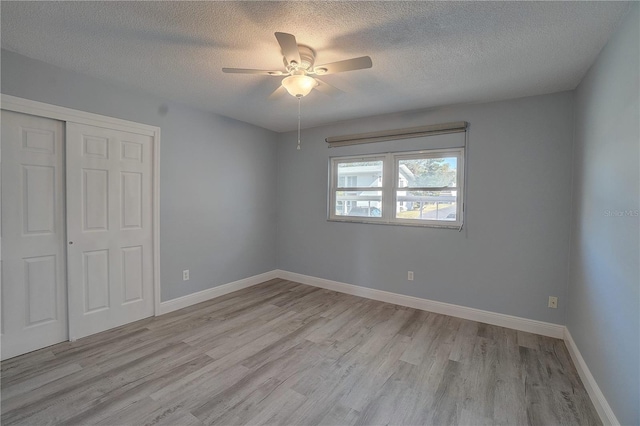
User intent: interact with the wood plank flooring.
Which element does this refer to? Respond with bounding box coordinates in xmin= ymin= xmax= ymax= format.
xmin=1 ymin=279 xmax=600 ymax=425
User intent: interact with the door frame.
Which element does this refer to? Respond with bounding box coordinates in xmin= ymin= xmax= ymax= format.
xmin=1 ymin=94 xmax=162 ymax=324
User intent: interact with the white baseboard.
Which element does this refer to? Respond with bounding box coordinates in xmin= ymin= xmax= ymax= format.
xmin=275 ymin=270 xmax=564 ymax=339
xmin=563 ymin=328 xmax=619 ymax=426
xmin=158 ymin=270 xmax=279 ymax=315
xmin=158 ymin=269 xmax=562 ymax=338
xmin=158 ymin=269 xmax=611 ymax=424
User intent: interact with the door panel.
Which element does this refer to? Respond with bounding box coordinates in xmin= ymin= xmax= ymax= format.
xmin=23 ymin=165 xmax=56 ymax=234
xmin=1 ymin=110 xmax=68 ymax=360
xmin=83 ymin=249 xmax=110 ymax=312
xmin=121 ymin=172 xmax=142 ymax=229
xmin=122 ymin=246 xmax=143 ymax=303
xmin=66 ymin=123 xmax=153 ymax=339
xmin=83 ymin=169 xmax=109 ymax=231
xmin=24 ymin=255 xmax=58 ymax=324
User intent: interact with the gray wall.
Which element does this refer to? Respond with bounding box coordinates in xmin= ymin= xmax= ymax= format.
xmin=277 ymin=92 xmax=574 ymax=324
xmin=567 ymin=4 xmax=639 ymax=425
xmin=1 ymin=49 xmax=279 ymax=301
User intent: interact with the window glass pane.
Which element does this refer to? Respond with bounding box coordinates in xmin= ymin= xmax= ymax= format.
xmin=335 ymin=191 xmax=382 ymax=217
xmin=337 ymin=161 xmax=383 ymax=188
xmin=398 ymin=157 xmax=457 ymax=188
xmin=395 ymin=190 xmax=457 ymax=221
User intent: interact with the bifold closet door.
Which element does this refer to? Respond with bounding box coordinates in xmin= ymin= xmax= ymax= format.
xmin=66 ymin=122 xmax=154 ymax=340
xmin=1 ymin=110 xmax=68 ymax=360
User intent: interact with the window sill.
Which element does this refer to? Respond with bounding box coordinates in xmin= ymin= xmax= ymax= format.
xmin=327 ymin=218 xmax=462 ymax=229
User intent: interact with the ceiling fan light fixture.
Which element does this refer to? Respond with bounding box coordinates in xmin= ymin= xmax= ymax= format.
xmin=282 ymin=74 xmax=317 ymax=98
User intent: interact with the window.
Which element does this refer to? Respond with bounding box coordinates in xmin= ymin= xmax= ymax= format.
xmin=332 ymin=157 xmax=384 ymax=219
xmin=329 ymin=148 xmax=464 ymax=227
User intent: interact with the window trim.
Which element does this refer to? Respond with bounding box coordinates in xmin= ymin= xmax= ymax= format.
xmin=328 ymin=148 xmax=465 ymax=228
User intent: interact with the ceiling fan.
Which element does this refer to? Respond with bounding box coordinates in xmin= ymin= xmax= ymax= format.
xmin=223 ymin=32 xmax=373 ymax=98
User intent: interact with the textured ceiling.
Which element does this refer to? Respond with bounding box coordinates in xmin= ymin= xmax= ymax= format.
xmin=1 ymin=1 xmax=629 ymax=132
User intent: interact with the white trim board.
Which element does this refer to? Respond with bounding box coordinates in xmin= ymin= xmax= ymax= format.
xmin=276 ymin=270 xmax=565 ymax=339
xmin=1 ymin=94 xmax=157 ymax=136
xmin=158 ymin=269 xmax=564 ymax=338
xmin=158 ymin=270 xmax=279 ymax=315
xmin=563 ymin=328 xmax=620 ymax=426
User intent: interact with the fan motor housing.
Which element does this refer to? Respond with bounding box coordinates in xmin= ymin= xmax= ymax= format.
xmin=284 ymin=44 xmax=316 ymax=71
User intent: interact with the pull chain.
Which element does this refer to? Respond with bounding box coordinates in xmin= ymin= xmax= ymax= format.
xmin=297 ymin=96 xmax=301 ymax=150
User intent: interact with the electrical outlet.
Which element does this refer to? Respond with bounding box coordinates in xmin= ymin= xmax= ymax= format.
xmin=408 ymin=271 xmax=414 ymax=281
xmin=548 ymin=296 xmax=558 ymax=309
xmin=183 ymin=269 xmax=190 ymax=281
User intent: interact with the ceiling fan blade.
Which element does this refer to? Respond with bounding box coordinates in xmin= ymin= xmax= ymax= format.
xmin=314 ymin=56 xmax=372 ymax=74
xmin=314 ymin=78 xmax=344 ymax=97
xmin=274 ymin=32 xmax=301 ymax=65
xmin=268 ymin=85 xmax=287 ymax=100
xmin=222 ymin=68 xmax=283 ymax=75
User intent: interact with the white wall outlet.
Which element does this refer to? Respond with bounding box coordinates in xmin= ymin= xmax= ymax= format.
xmin=183 ymin=269 xmax=190 ymax=281
xmin=548 ymin=296 xmax=558 ymax=309
xmin=408 ymin=271 xmax=414 ymax=281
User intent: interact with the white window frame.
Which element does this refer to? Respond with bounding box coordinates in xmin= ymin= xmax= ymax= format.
xmin=328 ymin=148 xmax=464 ymax=228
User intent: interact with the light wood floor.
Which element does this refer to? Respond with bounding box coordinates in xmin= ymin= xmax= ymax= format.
xmin=1 ymin=279 xmax=600 ymax=426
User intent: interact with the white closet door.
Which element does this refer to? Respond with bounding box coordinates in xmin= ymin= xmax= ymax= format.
xmin=1 ymin=110 xmax=68 ymax=360
xmin=66 ymin=122 xmax=154 ymax=340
